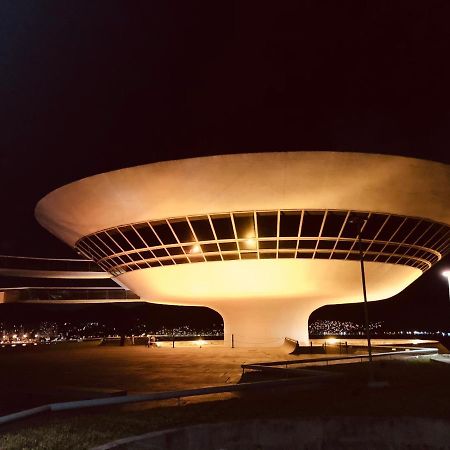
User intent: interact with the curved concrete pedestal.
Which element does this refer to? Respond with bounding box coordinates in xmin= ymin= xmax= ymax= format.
xmin=218 ymin=299 xmax=321 ymax=347
xmin=115 ymin=259 xmax=421 ymax=348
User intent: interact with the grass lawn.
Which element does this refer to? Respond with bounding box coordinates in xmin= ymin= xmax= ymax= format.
xmin=1 ymin=357 xmax=450 ymax=449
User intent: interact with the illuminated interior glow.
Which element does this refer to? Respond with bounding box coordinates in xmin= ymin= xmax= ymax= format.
xmin=245 ymin=238 xmax=256 ymax=249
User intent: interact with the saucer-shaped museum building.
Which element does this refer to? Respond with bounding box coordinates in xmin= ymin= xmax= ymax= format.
xmin=35 ymin=152 xmax=450 ymax=347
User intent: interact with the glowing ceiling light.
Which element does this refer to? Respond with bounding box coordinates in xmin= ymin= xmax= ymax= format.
xmin=245 ymin=238 xmax=256 ymax=248
xmin=190 ymin=244 xmax=201 ymax=254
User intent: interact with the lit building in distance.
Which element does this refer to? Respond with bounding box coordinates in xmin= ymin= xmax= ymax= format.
xmin=35 ymin=152 xmax=450 ymax=347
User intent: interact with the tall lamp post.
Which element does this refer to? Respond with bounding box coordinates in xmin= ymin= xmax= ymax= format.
xmin=443 ymin=271 xmax=450 ymax=302
xmin=349 ymin=215 xmax=373 ymax=364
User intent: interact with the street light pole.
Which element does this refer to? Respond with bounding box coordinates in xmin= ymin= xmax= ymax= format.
xmin=350 ymin=215 xmax=373 ymax=364
xmin=357 ymin=225 xmax=373 ymax=364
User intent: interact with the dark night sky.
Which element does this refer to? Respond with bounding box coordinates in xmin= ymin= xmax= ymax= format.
xmin=0 ymin=1 xmax=449 ymax=329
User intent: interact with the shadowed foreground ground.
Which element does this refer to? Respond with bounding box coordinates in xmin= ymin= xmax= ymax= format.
xmin=1 ymin=358 xmax=450 ymax=449
xmin=0 ymin=342 xmax=450 ymax=449
xmin=0 ymin=344 xmax=310 ymax=415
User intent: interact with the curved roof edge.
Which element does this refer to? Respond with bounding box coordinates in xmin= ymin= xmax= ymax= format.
xmin=35 ymin=151 xmax=450 ymax=247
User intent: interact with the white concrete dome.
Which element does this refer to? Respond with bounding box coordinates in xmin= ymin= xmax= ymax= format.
xmin=36 ymin=152 xmax=450 ymax=346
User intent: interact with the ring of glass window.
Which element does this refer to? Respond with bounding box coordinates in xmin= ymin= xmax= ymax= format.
xmin=75 ymin=210 xmax=450 ymax=277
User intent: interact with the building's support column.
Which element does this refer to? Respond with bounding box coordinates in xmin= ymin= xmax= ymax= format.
xmin=213 ymin=298 xmax=322 ymax=348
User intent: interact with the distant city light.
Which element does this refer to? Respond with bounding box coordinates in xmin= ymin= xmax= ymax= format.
xmin=196 ymin=339 xmax=206 ymax=347
xmin=309 ymin=319 xmax=382 ymax=336
xmin=0 ymin=318 xmax=448 ymax=348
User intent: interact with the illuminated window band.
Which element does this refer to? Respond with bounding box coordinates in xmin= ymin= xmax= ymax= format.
xmin=75 ymin=210 xmax=450 ymax=277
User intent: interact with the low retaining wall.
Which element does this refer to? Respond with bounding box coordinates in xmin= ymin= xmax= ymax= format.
xmin=93 ymin=417 xmax=450 ymax=450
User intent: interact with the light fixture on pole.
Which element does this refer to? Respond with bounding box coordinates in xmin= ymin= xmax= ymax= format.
xmin=443 ymin=270 xmax=450 ymax=301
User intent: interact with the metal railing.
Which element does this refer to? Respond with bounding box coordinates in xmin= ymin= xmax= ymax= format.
xmin=241 ymin=346 xmax=438 ymax=374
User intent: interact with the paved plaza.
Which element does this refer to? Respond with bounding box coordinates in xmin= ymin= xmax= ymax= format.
xmin=0 ymin=338 xmax=442 ymax=416
xmin=0 ymin=344 xmax=306 ymax=415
